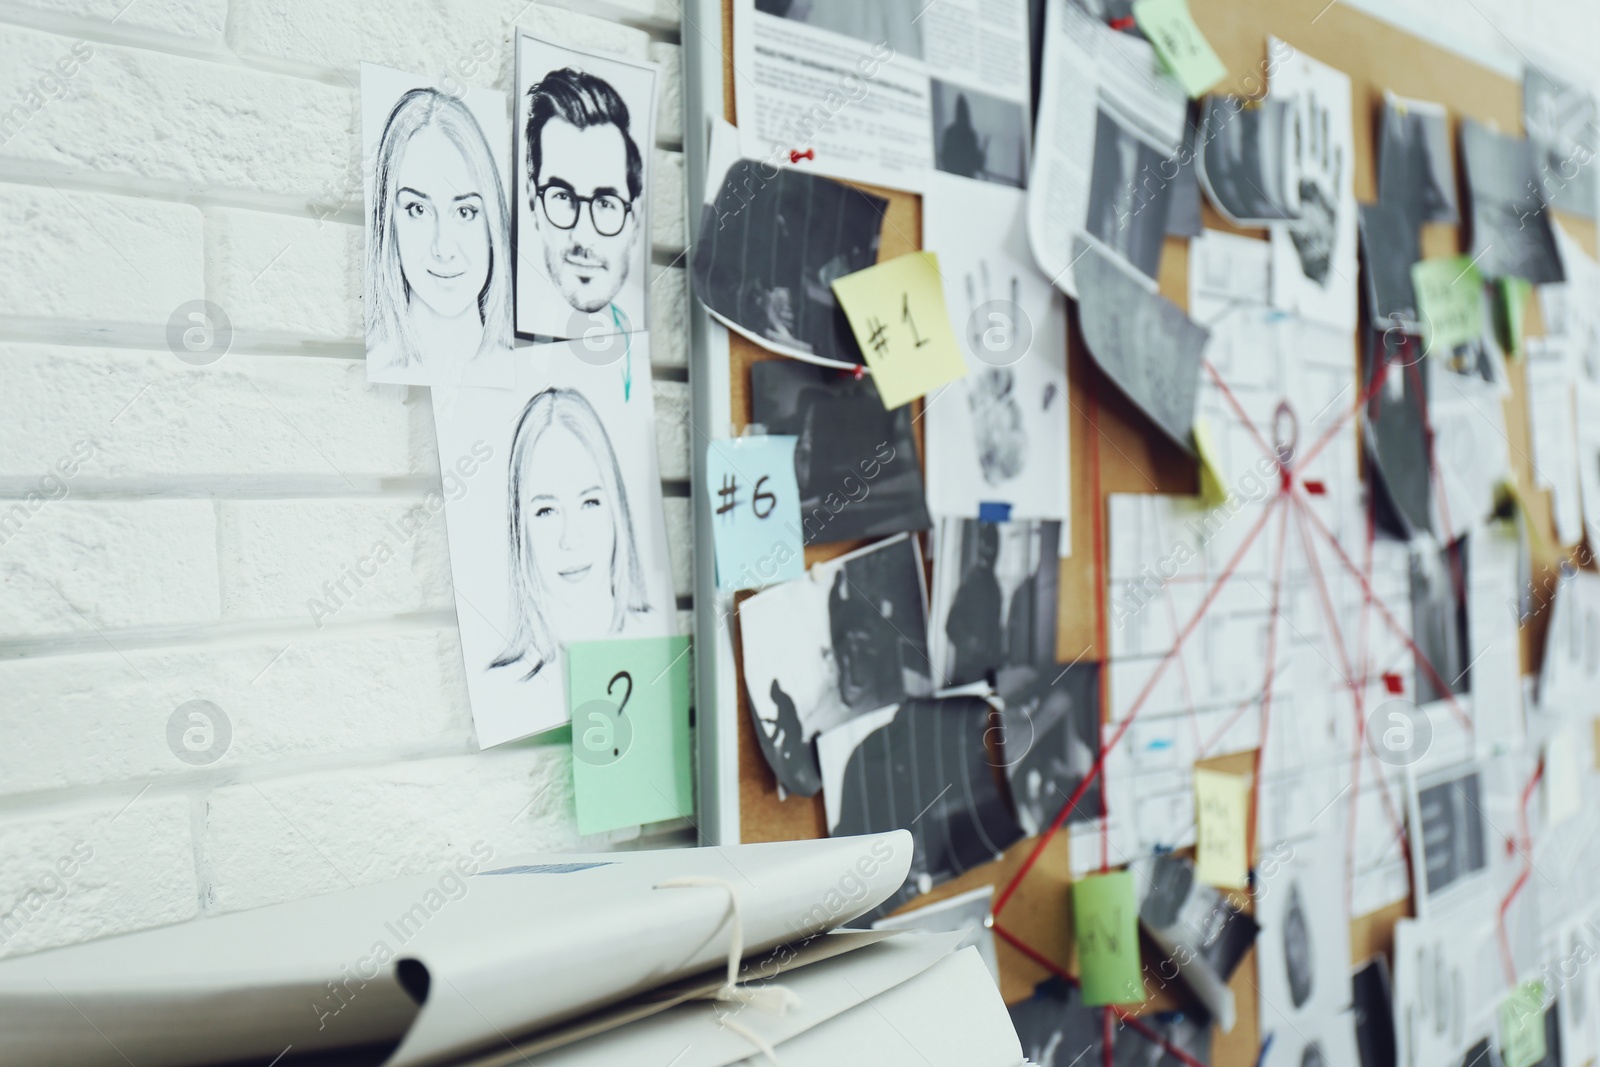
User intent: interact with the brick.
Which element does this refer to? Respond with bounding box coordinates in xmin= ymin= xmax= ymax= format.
xmin=0 ymin=500 xmax=220 ymax=639
xmin=650 ymin=41 xmax=682 ymax=145
xmin=653 ymin=378 xmax=691 ymax=481
xmin=0 ymin=184 xmax=202 ymax=325
xmin=205 ymin=209 xmax=362 ymax=342
xmin=0 ymin=25 xmax=352 ymax=202
xmin=0 ymin=629 xmax=472 ymax=798
xmin=220 ymin=498 xmax=452 ymax=622
xmin=5 ymin=0 xmax=229 ymax=45
xmin=664 ymin=495 xmax=691 ymax=597
xmin=202 ymin=745 xmax=629 ymax=913
xmin=652 ymin=148 xmax=686 ymax=255
xmin=0 ymin=795 xmax=197 ymax=960
xmin=648 ymin=263 xmax=688 ymax=368
xmin=227 ymin=0 xmax=650 ymax=80
xmin=0 ymin=343 xmax=421 ymax=482
xmin=541 ymin=0 xmax=679 ymax=33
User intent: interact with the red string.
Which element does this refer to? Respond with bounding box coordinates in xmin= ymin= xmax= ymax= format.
xmin=1292 ymin=349 xmax=1394 ymax=478
xmin=993 ymin=494 xmax=1284 ymax=918
xmin=1292 ymin=490 xmax=1475 ymax=733
xmin=991 ymin=921 xmax=1208 ymax=1067
xmin=1497 ymin=758 xmax=1545 ymax=984
xmin=1203 ymin=359 xmax=1278 ymax=464
xmin=1248 ymin=495 xmax=1295 ymax=864
xmin=1088 ymin=372 xmax=1111 ymax=872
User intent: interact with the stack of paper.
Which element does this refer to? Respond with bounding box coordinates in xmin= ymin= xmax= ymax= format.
xmin=0 ymin=832 xmax=1025 ymax=1067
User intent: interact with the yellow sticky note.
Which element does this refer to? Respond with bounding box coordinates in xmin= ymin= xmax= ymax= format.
xmin=830 ymin=252 xmax=968 ymax=410
xmin=1194 ymin=417 xmax=1228 ymax=507
xmin=1194 ymin=767 xmax=1250 ymax=889
xmin=1133 ymin=0 xmax=1227 ymax=98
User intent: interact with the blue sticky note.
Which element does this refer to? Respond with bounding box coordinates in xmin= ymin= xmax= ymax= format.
xmin=706 ymin=436 xmax=804 ymax=591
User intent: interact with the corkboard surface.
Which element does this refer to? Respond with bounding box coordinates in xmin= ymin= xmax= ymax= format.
xmin=712 ymin=0 xmax=1596 ymax=1051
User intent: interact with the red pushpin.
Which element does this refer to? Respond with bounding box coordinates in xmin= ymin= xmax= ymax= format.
xmin=789 ymin=147 xmax=815 ymax=164
xmin=852 ymin=364 xmax=868 ymax=380
xmin=1382 ymin=673 xmax=1404 ymax=695
xmin=1303 ymin=480 xmax=1327 ymax=495
xmin=1109 ymin=15 xmax=1136 ymax=29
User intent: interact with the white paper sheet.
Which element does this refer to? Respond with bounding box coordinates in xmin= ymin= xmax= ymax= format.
xmin=732 ymin=947 xmax=1023 ymax=1067
xmin=432 ymin=338 xmax=678 ymax=746
xmin=1027 ymin=0 xmax=1186 ymax=297
xmin=1526 ymin=338 xmax=1584 ymax=546
xmin=923 ymin=173 xmax=1070 ymax=533
xmin=533 ymin=931 xmax=966 ymax=1067
xmin=1267 ymin=41 xmax=1359 ymax=331
xmin=361 ymin=63 xmax=515 ymax=388
xmin=513 ymin=34 xmax=656 ymax=343
xmin=731 ymin=0 xmax=1032 ymax=193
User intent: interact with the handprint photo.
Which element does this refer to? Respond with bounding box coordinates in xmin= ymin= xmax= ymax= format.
xmin=1268 ymin=42 xmax=1358 ymax=330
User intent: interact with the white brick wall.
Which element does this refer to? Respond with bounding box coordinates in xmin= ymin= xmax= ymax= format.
xmin=0 ymin=0 xmax=690 ymax=961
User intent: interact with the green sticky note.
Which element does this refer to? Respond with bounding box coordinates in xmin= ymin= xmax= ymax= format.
xmin=1072 ymin=870 xmax=1147 ymax=1006
xmin=1500 ymin=981 xmax=1547 ymax=1067
xmin=1411 ymin=255 xmax=1485 ymax=355
xmin=1133 ymin=0 xmax=1227 ymax=98
xmin=1498 ymin=276 xmax=1533 ymax=359
xmin=831 ymin=252 xmax=968 ymax=410
xmin=568 ymin=635 xmax=693 ymax=836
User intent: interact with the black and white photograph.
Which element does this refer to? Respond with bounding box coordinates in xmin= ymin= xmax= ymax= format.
xmin=1255 ymin=830 xmax=1351 ymax=1046
xmin=1376 ymin=93 xmax=1459 ymax=225
xmin=1085 ymin=103 xmax=1178 ymax=282
xmin=1409 ymin=535 xmax=1471 ymax=707
xmin=998 ymin=660 xmax=1102 ymax=836
xmin=1363 ymin=330 xmax=1433 ymax=539
xmin=930 ymin=80 xmax=1029 ymax=188
xmin=1136 ymin=851 xmax=1260 ymax=1029
xmin=929 ymin=517 xmax=1061 ymax=687
xmin=1198 ymin=94 xmax=1300 ymax=225
xmin=1359 ymin=201 xmax=1421 ymax=331
xmin=754 ymin=0 xmax=926 ymax=60
xmin=1261 ymin=1012 xmax=1361 ymax=1067
xmin=362 ymin=64 xmax=514 ymax=388
xmin=817 ymin=694 xmax=1023 ymax=918
xmin=1010 ymin=977 xmax=1213 ymax=1067
xmin=1075 ymin=240 xmax=1206 ymax=455
xmin=693 ymin=126 xmax=887 ymax=366
xmin=515 ymin=32 xmax=657 ymax=343
xmin=1525 ymin=64 xmax=1600 ymax=219
xmin=431 ymin=338 xmax=678 ymax=748
xmin=1269 ymin=44 xmax=1359 ymax=330
xmin=1460 ymin=119 xmax=1566 ymax=285
xmin=749 ymin=358 xmax=932 ymax=545
xmin=923 ymin=174 xmax=1071 ymax=524
xmin=1166 ymin=107 xmax=1206 ymax=239
xmin=1351 ymin=958 xmax=1397 ymax=1067
xmin=1406 ymin=762 xmax=1489 ymax=915
xmin=738 ymin=534 xmax=933 ymax=796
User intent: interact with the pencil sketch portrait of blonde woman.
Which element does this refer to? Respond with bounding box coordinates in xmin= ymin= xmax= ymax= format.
xmin=491 ymin=387 xmax=653 ymax=679
xmin=362 ymin=67 xmax=514 ymax=386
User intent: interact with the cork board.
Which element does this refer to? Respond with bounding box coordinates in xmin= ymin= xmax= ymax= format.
xmin=710 ymin=0 xmax=1596 ymax=1052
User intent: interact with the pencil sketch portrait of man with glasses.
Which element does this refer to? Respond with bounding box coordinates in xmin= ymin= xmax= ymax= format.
xmin=515 ymin=35 xmax=658 ymax=342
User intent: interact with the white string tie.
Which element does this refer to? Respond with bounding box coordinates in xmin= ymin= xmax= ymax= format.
xmin=655 ymin=875 xmax=803 ymax=1065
